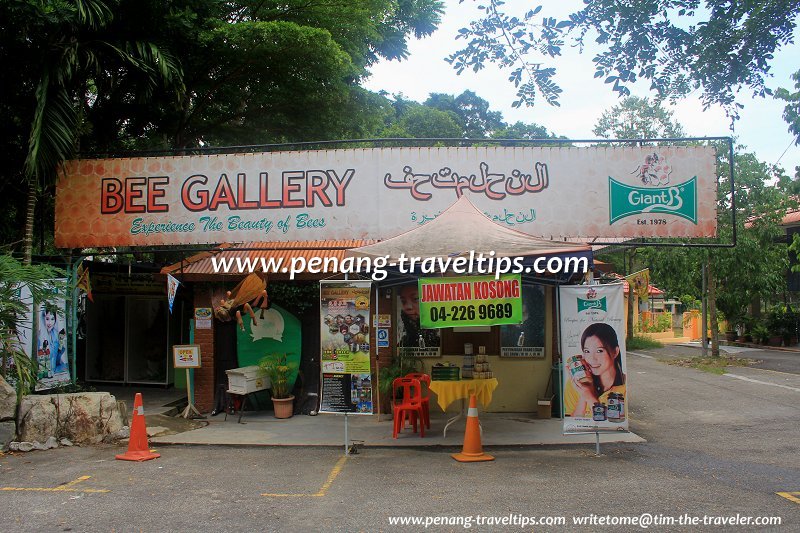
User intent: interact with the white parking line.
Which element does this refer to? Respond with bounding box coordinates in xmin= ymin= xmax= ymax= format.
xmin=627 ymin=351 xmax=655 ymax=359
xmin=724 ymin=373 xmax=800 ymax=393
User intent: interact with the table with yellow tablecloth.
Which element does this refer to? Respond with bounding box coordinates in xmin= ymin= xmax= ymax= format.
xmin=428 ymin=378 xmax=499 ymax=437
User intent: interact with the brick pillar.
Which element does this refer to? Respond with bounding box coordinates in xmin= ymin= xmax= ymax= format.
xmin=193 ymin=289 xmax=215 ymax=413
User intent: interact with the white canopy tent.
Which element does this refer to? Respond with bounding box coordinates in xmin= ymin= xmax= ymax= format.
xmin=346 ymin=195 xmax=592 ymax=283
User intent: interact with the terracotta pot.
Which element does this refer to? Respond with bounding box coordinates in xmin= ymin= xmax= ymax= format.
xmin=272 ymin=395 xmax=295 ymax=419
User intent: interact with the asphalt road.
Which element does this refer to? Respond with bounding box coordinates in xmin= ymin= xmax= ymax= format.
xmin=0 ymin=346 xmax=798 ymax=532
xmin=640 ymin=343 xmax=800 ymax=375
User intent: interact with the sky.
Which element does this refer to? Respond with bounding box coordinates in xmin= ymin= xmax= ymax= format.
xmin=364 ymin=1 xmax=800 ymax=175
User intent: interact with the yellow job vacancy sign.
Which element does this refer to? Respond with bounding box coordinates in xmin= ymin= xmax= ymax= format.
xmin=419 ymin=274 xmax=523 ymax=329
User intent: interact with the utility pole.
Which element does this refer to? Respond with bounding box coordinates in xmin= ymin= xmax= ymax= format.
xmin=708 ymin=257 xmax=719 ymax=357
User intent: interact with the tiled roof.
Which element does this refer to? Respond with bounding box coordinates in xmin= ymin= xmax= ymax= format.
xmin=160 ymin=240 xmax=374 ymax=281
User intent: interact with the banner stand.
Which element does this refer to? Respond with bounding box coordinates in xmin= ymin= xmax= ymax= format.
xmin=595 ymin=431 xmax=601 ymax=456
xmin=344 ymin=274 xmax=349 ymax=457
xmin=174 ymin=326 xmax=203 ymax=419
xmin=344 ymin=412 xmax=349 ymax=456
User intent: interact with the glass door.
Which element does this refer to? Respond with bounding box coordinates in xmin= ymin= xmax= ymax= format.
xmin=85 ymin=295 xmax=126 ymax=382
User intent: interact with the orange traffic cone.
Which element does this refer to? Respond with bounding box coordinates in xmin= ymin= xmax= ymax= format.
xmin=115 ymin=393 xmax=161 ymax=462
xmin=451 ymin=394 xmax=494 ymax=462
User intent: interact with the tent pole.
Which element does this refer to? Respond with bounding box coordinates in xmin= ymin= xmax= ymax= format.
xmin=374 ymin=282 xmax=381 ymax=422
xmin=555 ymin=283 xmax=563 ymax=420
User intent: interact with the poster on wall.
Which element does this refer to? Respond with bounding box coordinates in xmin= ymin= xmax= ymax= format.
xmin=55 ymin=146 xmax=718 ymax=248
xmin=34 ymin=280 xmax=72 ymax=391
xmin=396 ymin=282 xmax=440 ymax=358
xmin=319 ymin=281 xmax=373 ymax=414
xmin=194 ymin=308 xmax=212 ymax=329
xmin=500 ymin=285 xmax=546 ymax=358
xmin=559 ymin=283 xmax=628 ymax=433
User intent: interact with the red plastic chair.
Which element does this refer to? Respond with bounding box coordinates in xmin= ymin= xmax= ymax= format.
xmin=405 ymin=372 xmax=431 ymax=430
xmin=392 ymin=377 xmax=425 ymax=438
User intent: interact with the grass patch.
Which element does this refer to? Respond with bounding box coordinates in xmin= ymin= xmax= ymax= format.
xmin=626 ymin=335 xmax=664 ymax=350
xmin=666 ymin=355 xmax=760 ymax=374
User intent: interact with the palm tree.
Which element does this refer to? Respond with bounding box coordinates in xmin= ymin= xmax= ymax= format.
xmin=15 ymin=0 xmax=182 ymax=263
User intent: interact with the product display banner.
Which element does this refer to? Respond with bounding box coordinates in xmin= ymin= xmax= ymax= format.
xmin=319 ymin=281 xmax=373 ymax=414
xmin=559 ymin=283 xmax=628 ymax=433
xmin=55 ymin=146 xmax=717 ymax=247
xmin=419 ymin=274 xmax=522 ymax=329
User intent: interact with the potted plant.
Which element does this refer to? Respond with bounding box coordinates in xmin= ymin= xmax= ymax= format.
xmin=259 ymin=353 xmax=297 ymax=419
xmin=751 ymin=323 xmax=769 ymax=345
xmin=766 ymin=305 xmax=796 ymax=347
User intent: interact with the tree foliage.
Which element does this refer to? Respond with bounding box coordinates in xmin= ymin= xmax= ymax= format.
xmin=0 ymin=0 xmax=445 ymax=254
xmin=0 ymin=255 xmax=65 ymax=399
xmin=588 ymin=97 xmax=795 ymax=329
xmin=776 ymin=69 xmax=800 ymax=146
xmin=376 ymin=90 xmax=553 ymax=140
xmin=424 ymin=90 xmax=505 ymax=137
xmin=636 ymin=150 xmax=795 ymax=322
xmin=593 ymin=97 xmax=685 ymax=139
xmin=450 ymin=1 xmax=800 ymax=120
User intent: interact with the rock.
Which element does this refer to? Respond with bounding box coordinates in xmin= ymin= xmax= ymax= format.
xmin=59 ymin=438 xmax=73 ymax=447
xmin=0 ymin=375 xmax=16 ymax=421
xmin=0 ymin=421 xmax=16 ymax=449
xmin=12 ymin=441 xmax=34 ymax=452
xmin=44 ymin=436 xmax=58 ymax=449
xmin=32 ymin=440 xmax=47 ymax=451
xmin=103 ymin=426 xmax=131 ymax=444
xmin=89 ymin=435 xmax=103 ymax=444
xmin=146 ymin=426 xmax=169 ymax=437
xmin=17 ymin=393 xmax=124 ymax=444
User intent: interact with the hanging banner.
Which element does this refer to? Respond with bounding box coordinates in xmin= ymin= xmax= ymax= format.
xmin=76 ymin=263 xmax=94 ymax=303
xmin=55 ymin=146 xmax=717 ymax=248
xmin=419 ymin=274 xmax=522 ymax=329
xmin=319 ymin=281 xmax=373 ymax=414
xmin=34 ymin=280 xmax=72 ymax=391
xmin=626 ymin=268 xmax=651 ymax=299
xmin=559 ymin=284 xmax=628 ymax=433
xmin=167 ymin=274 xmax=180 ymax=314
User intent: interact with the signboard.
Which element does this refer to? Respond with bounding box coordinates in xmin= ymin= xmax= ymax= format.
xmin=55 ymin=146 xmax=717 ymax=248
xmin=419 ymin=274 xmax=523 ymax=329
xmin=377 ymin=328 xmax=389 ymax=348
xmin=320 ymin=281 xmax=373 ymax=414
xmin=194 ymin=308 xmax=212 ymax=330
xmin=91 ymin=273 xmax=163 ymax=295
xmin=559 ymin=284 xmax=628 ymax=433
xmin=173 ymin=345 xmax=201 ymax=368
xmin=376 ymin=314 xmax=391 ymax=328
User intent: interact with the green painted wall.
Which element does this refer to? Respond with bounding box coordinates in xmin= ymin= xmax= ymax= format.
xmin=236 ymin=304 xmax=302 ymax=391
